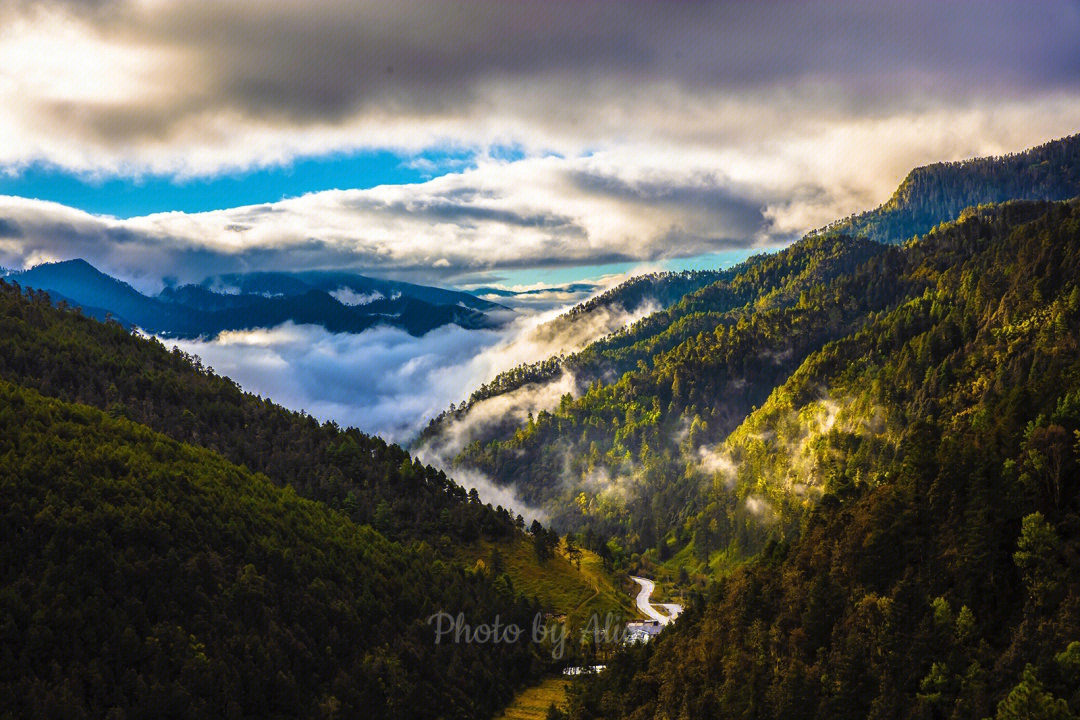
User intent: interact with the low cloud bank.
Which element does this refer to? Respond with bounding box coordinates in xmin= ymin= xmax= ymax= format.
xmin=167 ymin=287 xmax=653 ymax=518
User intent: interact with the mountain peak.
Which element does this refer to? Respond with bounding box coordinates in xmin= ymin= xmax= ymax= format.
xmin=814 ymin=132 xmax=1080 ymax=244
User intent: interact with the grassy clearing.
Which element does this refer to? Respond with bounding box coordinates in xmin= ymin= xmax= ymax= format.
xmin=495 ymin=675 xmax=570 ymax=720
xmin=460 ymin=536 xmax=634 ymax=624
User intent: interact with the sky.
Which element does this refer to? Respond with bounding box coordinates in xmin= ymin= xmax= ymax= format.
xmin=0 ymin=0 xmax=1078 ymax=293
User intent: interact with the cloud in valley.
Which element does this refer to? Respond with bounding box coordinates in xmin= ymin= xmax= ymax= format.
xmin=166 ymin=292 xmax=657 ymax=516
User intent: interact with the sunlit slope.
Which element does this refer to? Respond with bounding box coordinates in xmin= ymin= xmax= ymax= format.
xmin=814 ymin=133 xmax=1080 ymax=244
xmin=562 ymin=198 xmax=1080 ymax=720
xmin=423 ymin=136 xmax=1080 ymax=556
xmin=679 ymin=200 xmax=1080 ymax=568
xmin=458 ymin=537 xmax=634 ymax=625
xmin=448 ymin=233 xmax=895 ymax=545
xmin=449 ymin=199 xmax=1080 ymax=574
xmin=496 ymin=676 xmax=570 ymax=720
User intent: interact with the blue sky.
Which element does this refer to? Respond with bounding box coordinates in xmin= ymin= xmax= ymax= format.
xmin=0 ymin=150 xmax=473 ymax=218
xmin=487 ymin=248 xmax=774 ymax=292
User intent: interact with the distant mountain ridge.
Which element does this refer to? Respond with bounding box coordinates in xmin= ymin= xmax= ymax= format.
xmin=205 ymin=269 xmax=502 ymax=312
xmin=2 ymin=259 xmax=508 ymax=337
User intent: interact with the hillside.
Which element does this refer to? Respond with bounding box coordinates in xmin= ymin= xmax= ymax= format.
xmin=559 ymin=198 xmax=1080 ymax=718
xmin=420 ymin=268 xmax=742 ymax=442
xmin=0 ymin=279 xmax=521 ymax=545
xmin=814 ymin=133 xmax=1080 ymax=244
xmin=425 ymin=232 xmax=896 ymax=548
xmin=424 ymin=135 xmax=1080 ymax=464
xmin=0 ymin=380 xmax=547 ymax=719
xmin=0 ymin=278 xmax=634 ymax=717
xmin=457 ymin=537 xmax=635 ymax=628
xmin=419 ymin=137 xmax=1080 ymax=560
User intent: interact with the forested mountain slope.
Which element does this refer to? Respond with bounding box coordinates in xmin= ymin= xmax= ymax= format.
xmin=424 ymin=135 xmax=1080 ymax=469
xmin=561 ymin=198 xmax=1080 ymax=720
xmin=418 ymin=238 xmax=884 ymax=464
xmin=0 ymin=279 xmax=626 ymax=718
xmin=0 ymin=381 xmax=543 ymax=719
xmin=420 ymin=269 xmax=740 ymax=439
xmin=0 ymin=280 xmax=514 ymax=545
xmin=428 ymin=233 xmax=898 ymax=548
xmin=814 ymin=133 xmax=1080 ymax=244
xmin=421 ymin=138 xmax=1080 ymax=561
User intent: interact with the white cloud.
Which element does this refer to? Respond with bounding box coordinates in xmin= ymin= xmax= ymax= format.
xmin=7 ymin=98 xmax=1080 ymax=293
xmin=172 ymin=321 xmax=504 ymax=443
xmin=0 ymin=3 xmax=1078 ymax=289
xmin=1 ymin=1 xmax=1078 ymax=178
xmin=168 ymin=285 xmax=652 ymax=443
xmin=330 ymin=287 xmax=383 ymax=306
xmin=162 ymin=282 xmax=657 ymax=517
xmin=0 ymin=152 xmax=777 ymax=290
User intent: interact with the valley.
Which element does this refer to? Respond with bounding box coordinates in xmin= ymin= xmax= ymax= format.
xmin=2 ymin=11 xmax=1080 ymax=714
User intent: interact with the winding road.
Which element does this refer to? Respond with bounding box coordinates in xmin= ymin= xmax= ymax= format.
xmin=630 ymin=576 xmax=683 ymax=625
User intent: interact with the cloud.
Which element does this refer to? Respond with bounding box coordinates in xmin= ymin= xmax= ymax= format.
xmin=416 ymin=292 xmax=660 ymax=450
xmin=409 ymin=291 xmax=663 ymax=523
xmin=169 ymin=285 xmax=651 ymax=446
xmin=169 ymin=319 xmax=557 ymax=519
xmin=171 ymin=321 xmax=507 ymax=443
xmin=698 ymin=447 xmax=738 ymax=490
xmin=2 ymin=3 xmax=1079 ymax=286
xmin=471 ymin=282 xmax=604 ymax=312
xmin=330 ymin=287 xmax=384 ymax=306
xmin=2 ymin=1 xmax=1079 ymax=176
xmin=416 ymin=370 xmax=580 ymax=466
xmin=0 ymin=153 xmax=783 ymax=290
xmin=166 ymin=284 xmax=656 ymax=520
xmin=158 ymin=279 xmax=656 ymax=516
xmin=9 ymin=91 xmax=1080 ymax=293
xmin=0 ymin=1 xmax=1075 ymax=195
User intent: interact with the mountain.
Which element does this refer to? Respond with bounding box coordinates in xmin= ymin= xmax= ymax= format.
xmin=420 ymin=136 xmax=1080 ymax=554
xmin=7 ymin=134 xmax=1080 ymax=718
xmin=0 ymin=379 xmax=547 ymax=719
xmin=3 ymin=258 xmax=190 ymax=329
xmin=419 ymin=268 xmax=749 ymax=447
xmin=814 ymin=133 xmax=1080 ymax=244
xmin=0 ymin=277 xmax=632 ymax=718
xmin=5 ymin=260 xmax=508 ymax=338
xmin=0 ymin=278 xmax=523 ymax=546
xmin=561 ymin=197 xmax=1080 ymax=720
xmin=469 ymin=282 xmax=600 ymax=299
xmin=206 ymin=269 xmax=503 ymax=313
xmin=426 ymin=233 xmax=894 ymax=548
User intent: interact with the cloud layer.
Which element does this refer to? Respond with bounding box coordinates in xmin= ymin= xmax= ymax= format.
xmin=3 ymin=1 xmax=1079 ymax=175
xmin=165 ymin=293 xmax=657 ymax=518
xmin=0 ymin=153 xmax=780 ymax=289
xmin=2 ymin=2 xmax=1080 ymax=286
xmin=5 ymin=103 xmax=1080 ymax=291
xmin=170 ymin=290 xmax=654 ymax=443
